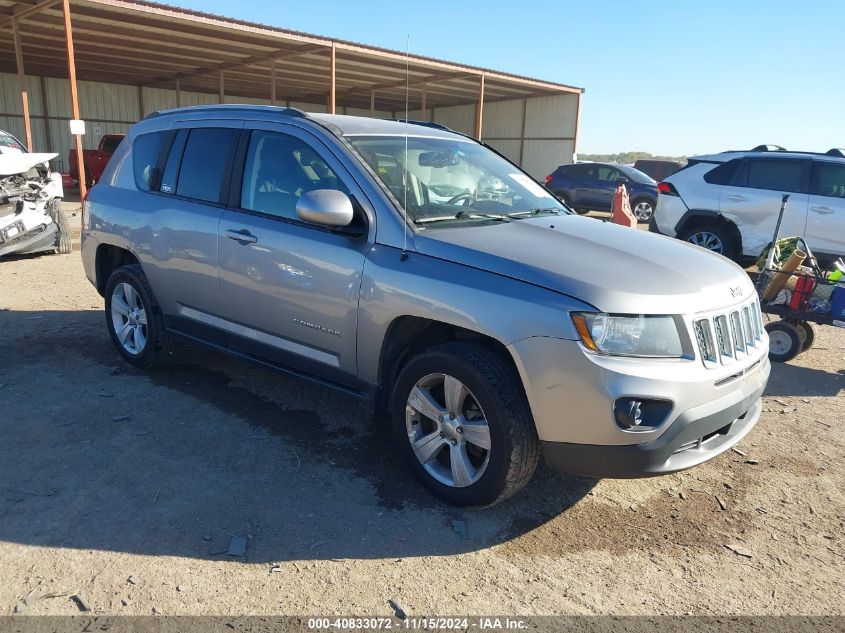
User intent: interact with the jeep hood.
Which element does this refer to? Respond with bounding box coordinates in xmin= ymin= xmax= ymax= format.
xmin=413 ymin=214 xmax=754 ymax=314
xmin=0 ymin=153 xmax=57 ymax=177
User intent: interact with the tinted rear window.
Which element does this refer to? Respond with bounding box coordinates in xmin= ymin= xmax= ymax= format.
xmin=703 ymin=159 xmax=742 ymax=185
xmin=175 ymin=128 xmax=240 ymax=203
xmin=741 ymin=159 xmax=804 ymax=193
xmin=132 ymin=131 xmax=175 ymax=192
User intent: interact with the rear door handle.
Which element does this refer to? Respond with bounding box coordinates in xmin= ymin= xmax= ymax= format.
xmin=810 ymin=205 xmax=834 ymax=215
xmin=224 ymin=229 xmax=258 ymax=244
xmin=726 ymin=195 xmax=747 ymax=202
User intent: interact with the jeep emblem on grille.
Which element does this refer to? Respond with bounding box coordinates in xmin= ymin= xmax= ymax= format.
xmin=729 ymin=286 xmax=744 ymax=298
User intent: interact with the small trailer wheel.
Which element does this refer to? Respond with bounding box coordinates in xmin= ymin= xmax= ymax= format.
xmin=795 ymin=321 xmax=816 ymax=352
xmin=765 ymin=321 xmax=802 ymax=363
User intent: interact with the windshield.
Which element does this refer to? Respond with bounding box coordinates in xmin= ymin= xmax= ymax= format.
xmin=0 ymin=131 xmax=27 ymax=153
xmin=617 ymin=165 xmax=656 ymax=185
xmin=347 ymin=135 xmax=568 ymax=226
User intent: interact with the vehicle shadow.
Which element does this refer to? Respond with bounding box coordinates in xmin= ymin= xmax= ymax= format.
xmin=0 ymin=308 xmax=595 ymax=564
xmin=765 ymin=357 xmax=845 ymax=398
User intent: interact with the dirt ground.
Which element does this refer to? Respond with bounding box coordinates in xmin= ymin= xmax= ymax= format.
xmin=0 ymin=211 xmax=843 ymax=618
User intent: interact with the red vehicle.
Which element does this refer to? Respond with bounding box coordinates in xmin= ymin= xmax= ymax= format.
xmin=69 ymin=134 xmax=124 ymax=186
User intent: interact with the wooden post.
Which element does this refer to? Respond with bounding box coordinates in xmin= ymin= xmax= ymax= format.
xmin=218 ymin=69 xmax=224 ymax=104
xmin=12 ymin=18 xmax=33 ymax=151
xmin=62 ymin=0 xmax=86 ymax=200
xmin=421 ymin=84 xmax=427 ymax=122
xmin=474 ymin=72 xmax=485 ymax=140
xmin=328 ymin=42 xmax=336 ymax=114
xmin=518 ymin=98 xmax=527 ymax=166
xmin=572 ymin=92 xmax=581 ymax=160
xmin=137 ymin=85 xmax=144 ymax=120
xmin=175 ymin=79 xmax=181 ymax=107
xmin=40 ymin=76 xmax=53 ymax=151
xmin=270 ymin=63 xmax=277 ymax=106
xmin=369 ymin=89 xmax=375 ymax=115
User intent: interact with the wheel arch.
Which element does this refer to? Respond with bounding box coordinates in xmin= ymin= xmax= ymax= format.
xmin=375 ymin=316 xmax=526 ymax=413
xmin=94 ymin=243 xmax=141 ymax=296
xmin=676 ymin=210 xmax=742 ymax=254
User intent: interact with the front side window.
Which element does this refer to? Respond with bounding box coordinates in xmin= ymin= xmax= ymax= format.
xmin=737 ymin=159 xmax=804 ymax=193
xmin=347 ymin=135 xmax=566 ymax=226
xmin=175 ymin=128 xmax=239 ymax=203
xmin=810 ymin=162 xmax=845 ymax=198
xmin=240 ymin=130 xmax=348 ymax=221
xmin=595 ymin=166 xmax=620 ymax=182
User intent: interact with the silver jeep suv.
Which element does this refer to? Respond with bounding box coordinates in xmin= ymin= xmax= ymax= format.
xmin=82 ymin=106 xmax=770 ymax=506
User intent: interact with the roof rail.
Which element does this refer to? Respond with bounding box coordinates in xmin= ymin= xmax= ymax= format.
xmin=145 ymin=104 xmax=309 ymax=121
xmin=749 ymin=144 xmax=787 ymax=152
xmin=393 ymin=119 xmax=454 ymax=133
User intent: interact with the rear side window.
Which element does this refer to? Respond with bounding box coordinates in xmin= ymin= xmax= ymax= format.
xmin=703 ymin=159 xmax=742 ymax=185
xmin=132 ymin=131 xmax=174 ymax=192
xmin=174 ymin=128 xmax=240 ymax=203
xmin=810 ymin=162 xmax=845 ymax=198
xmin=736 ymin=159 xmax=804 ymax=193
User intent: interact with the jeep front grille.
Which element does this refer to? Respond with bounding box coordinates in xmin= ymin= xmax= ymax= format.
xmin=693 ymin=298 xmax=764 ymax=368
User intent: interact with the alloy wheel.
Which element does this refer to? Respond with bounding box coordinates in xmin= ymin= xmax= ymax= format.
xmin=110 ymin=282 xmax=148 ymax=355
xmin=687 ymin=230 xmax=724 ymax=253
xmin=405 ymin=373 xmax=491 ymax=488
xmin=632 ymin=201 xmax=654 ymax=221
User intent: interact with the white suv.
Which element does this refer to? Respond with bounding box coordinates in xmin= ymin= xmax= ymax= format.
xmin=652 ymin=147 xmax=845 ymax=263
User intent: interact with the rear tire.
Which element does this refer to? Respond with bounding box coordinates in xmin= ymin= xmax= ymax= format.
xmin=104 ymin=264 xmax=174 ymax=369
xmin=765 ymin=321 xmax=802 ymax=363
xmin=391 ymin=342 xmax=540 ymax=506
xmin=680 ymin=222 xmax=738 ymax=261
xmin=49 ymin=199 xmax=72 ymax=255
xmin=631 ymin=198 xmax=655 ymax=222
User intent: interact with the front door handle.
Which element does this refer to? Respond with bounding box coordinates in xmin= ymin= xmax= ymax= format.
xmin=810 ymin=205 xmax=834 ymax=215
xmin=726 ymin=195 xmax=747 ymax=202
xmin=224 ymin=229 xmax=258 ymax=244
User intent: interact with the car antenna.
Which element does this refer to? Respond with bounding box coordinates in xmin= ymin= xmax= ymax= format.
xmin=400 ymin=33 xmax=410 ymax=262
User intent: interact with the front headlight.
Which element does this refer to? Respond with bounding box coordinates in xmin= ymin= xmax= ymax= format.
xmin=571 ymin=313 xmax=683 ymax=358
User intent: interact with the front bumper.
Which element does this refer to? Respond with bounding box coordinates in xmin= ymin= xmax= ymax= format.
xmin=507 ymin=333 xmax=770 ymax=477
xmin=541 ymin=382 xmax=764 ymax=478
xmin=0 ymin=223 xmax=57 ymax=257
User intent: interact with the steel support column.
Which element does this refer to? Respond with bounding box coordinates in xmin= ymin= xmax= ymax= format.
xmin=62 ymin=0 xmax=86 ymax=200
xmin=328 ymin=42 xmax=336 ymax=114
xmin=12 ymin=18 xmax=33 ymax=151
xmin=474 ymin=72 xmax=485 ymax=139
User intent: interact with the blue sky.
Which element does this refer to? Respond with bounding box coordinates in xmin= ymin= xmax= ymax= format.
xmin=168 ymin=0 xmax=840 ymax=156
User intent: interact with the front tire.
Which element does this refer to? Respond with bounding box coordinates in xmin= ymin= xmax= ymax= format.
xmin=48 ymin=199 xmax=72 ymax=255
xmin=391 ymin=342 xmax=540 ymax=506
xmin=104 ymin=264 xmax=174 ymax=369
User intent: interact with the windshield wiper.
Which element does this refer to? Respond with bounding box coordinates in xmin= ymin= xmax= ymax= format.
xmin=454 ymin=210 xmax=510 ymax=222
xmin=506 ymin=208 xmax=563 ymax=218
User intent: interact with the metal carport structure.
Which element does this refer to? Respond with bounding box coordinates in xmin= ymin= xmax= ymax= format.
xmin=0 ymin=0 xmax=583 ymax=198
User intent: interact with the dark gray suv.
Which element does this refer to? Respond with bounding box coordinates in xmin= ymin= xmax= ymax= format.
xmin=82 ymin=106 xmax=769 ymax=506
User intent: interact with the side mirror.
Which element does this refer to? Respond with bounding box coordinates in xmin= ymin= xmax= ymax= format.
xmin=296 ymin=189 xmax=353 ymax=227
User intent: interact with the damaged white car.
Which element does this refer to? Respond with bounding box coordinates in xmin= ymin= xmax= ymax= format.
xmin=0 ymin=129 xmax=69 ymax=258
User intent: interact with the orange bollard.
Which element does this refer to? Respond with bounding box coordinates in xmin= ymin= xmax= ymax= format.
xmin=611 ymin=182 xmax=637 ymax=228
